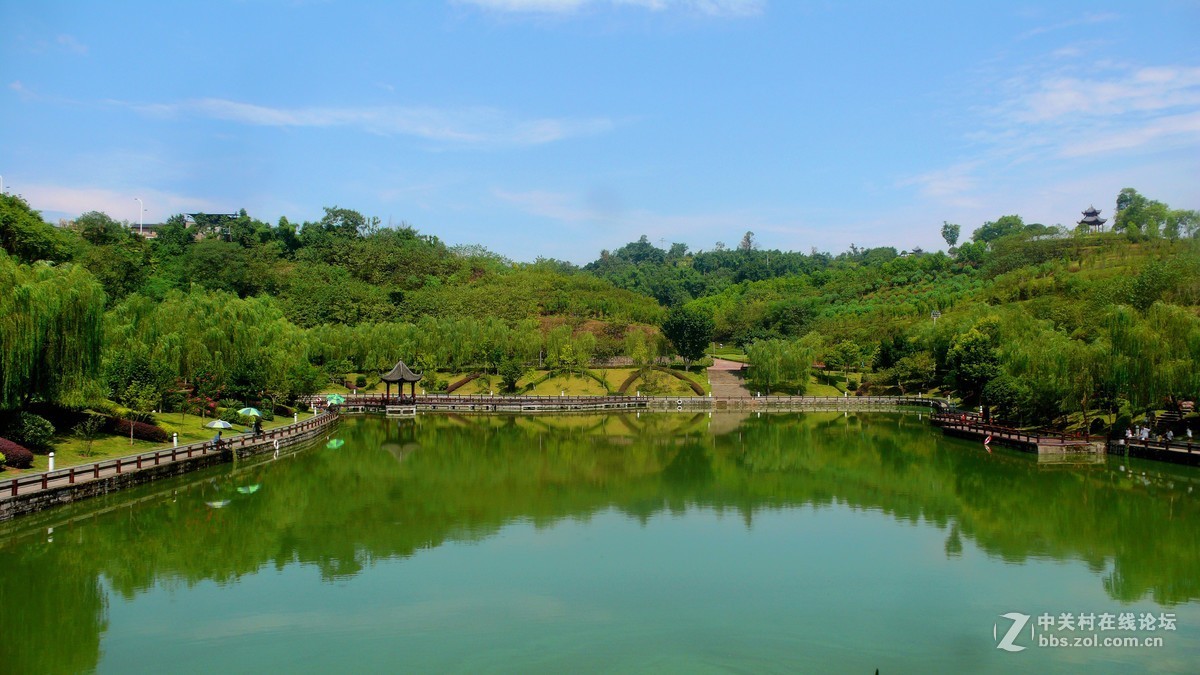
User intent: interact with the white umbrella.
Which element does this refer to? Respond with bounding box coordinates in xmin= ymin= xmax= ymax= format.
xmin=205 ymin=420 xmax=234 ymax=429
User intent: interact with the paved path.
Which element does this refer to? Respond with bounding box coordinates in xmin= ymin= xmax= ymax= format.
xmin=708 ymin=358 xmax=751 ymax=398
xmin=0 ymin=413 xmax=338 ymax=505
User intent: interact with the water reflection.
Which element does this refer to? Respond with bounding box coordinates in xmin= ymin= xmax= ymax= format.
xmin=1 ymin=411 xmax=1197 ymax=672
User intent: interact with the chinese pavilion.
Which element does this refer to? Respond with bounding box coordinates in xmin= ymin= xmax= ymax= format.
xmin=381 ymin=359 xmax=423 ymax=401
xmin=1079 ymin=205 xmax=1107 ymax=233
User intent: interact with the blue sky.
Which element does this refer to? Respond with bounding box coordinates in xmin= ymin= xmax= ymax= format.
xmin=2 ymin=1 xmax=1198 ymax=263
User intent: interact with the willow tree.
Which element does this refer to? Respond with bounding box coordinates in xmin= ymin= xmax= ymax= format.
xmin=746 ymin=338 xmax=814 ymax=394
xmin=0 ymin=253 xmax=106 ymax=409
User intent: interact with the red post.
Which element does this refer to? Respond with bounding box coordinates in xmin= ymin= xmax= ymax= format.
xmin=70 ymin=468 xmax=75 ymax=484
xmin=94 ymin=464 xmax=99 ymax=479
xmin=42 ymin=474 xmax=48 ymax=489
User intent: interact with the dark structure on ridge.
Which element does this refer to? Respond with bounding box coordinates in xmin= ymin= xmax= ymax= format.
xmin=1079 ymin=205 xmax=1107 ymax=233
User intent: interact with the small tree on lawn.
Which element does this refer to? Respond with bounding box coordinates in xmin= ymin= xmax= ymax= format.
xmin=661 ymin=306 xmax=715 ymax=372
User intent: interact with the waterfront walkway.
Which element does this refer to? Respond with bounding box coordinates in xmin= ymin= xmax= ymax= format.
xmin=0 ymin=412 xmax=340 ymax=520
xmin=930 ymin=412 xmax=1101 ymax=454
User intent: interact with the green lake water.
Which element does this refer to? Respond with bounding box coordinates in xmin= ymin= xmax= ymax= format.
xmin=1 ymin=411 xmax=1198 ymax=673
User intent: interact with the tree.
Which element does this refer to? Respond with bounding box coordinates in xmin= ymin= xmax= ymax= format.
xmin=739 ymin=231 xmax=756 ymax=252
xmin=972 ymin=215 xmax=1024 ymax=244
xmin=0 ymin=252 xmax=106 ymax=409
xmin=498 ymin=357 xmax=527 ymax=393
xmin=661 ymin=305 xmax=715 ymax=370
xmin=947 ymin=324 xmax=1000 ymax=404
xmin=941 ymin=221 xmax=960 ymax=249
xmin=0 ymin=194 xmax=72 ymax=263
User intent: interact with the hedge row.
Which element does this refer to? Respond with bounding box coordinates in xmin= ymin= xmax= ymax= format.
xmin=0 ymin=438 xmax=35 ymax=469
xmin=108 ymin=418 xmax=170 ymax=443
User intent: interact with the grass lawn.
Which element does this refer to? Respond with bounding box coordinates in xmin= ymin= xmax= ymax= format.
xmin=4 ymin=411 xmax=316 ymax=476
xmin=524 ymin=372 xmax=610 ymax=396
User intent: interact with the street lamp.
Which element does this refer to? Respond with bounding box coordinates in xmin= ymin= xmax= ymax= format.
xmin=134 ymin=197 xmax=144 ymax=235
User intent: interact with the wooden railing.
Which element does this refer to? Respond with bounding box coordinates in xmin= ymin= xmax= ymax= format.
xmin=300 ymin=392 xmax=950 ymax=410
xmin=0 ymin=412 xmax=338 ymax=500
xmin=930 ymin=413 xmax=1081 ymax=444
xmin=1111 ymin=438 xmax=1200 ymax=456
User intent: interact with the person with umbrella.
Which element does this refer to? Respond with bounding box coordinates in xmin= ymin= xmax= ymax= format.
xmin=239 ymin=407 xmax=264 ymax=436
xmin=205 ymin=419 xmax=234 ymax=447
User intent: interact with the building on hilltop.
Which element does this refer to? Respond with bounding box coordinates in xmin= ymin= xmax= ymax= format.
xmin=1079 ymin=205 xmax=1107 ymax=233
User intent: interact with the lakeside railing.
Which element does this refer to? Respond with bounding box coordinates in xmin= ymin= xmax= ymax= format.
xmin=300 ymin=392 xmax=951 ymax=410
xmin=0 ymin=412 xmax=338 ymax=500
xmin=930 ymin=412 xmax=1089 ymax=444
xmin=1109 ymin=437 xmax=1200 ymax=457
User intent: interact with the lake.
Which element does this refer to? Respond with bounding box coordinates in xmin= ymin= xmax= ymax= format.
xmin=1 ymin=411 xmax=1197 ymax=673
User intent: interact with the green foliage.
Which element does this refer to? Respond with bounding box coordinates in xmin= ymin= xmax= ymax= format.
xmin=947 ymin=320 xmax=1000 ymax=404
xmin=941 ymin=221 xmax=960 ymax=249
xmin=745 ymin=338 xmax=813 ymax=394
xmin=972 ymin=214 xmax=1025 ymax=244
xmin=0 ymin=194 xmax=72 ymax=263
xmin=499 ymin=357 xmax=528 ymax=393
xmin=0 ymin=252 xmax=106 ymax=409
xmin=661 ymin=305 xmax=715 ymax=367
xmin=5 ymin=411 xmax=56 ymax=451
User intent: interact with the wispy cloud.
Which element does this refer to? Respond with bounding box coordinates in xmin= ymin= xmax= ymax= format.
xmin=129 ymin=98 xmax=614 ymax=146
xmin=19 ymin=184 xmax=220 ymax=222
xmin=1017 ymin=11 xmax=1118 ymax=40
xmin=55 ymin=34 xmax=88 ymax=55
xmin=455 ymin=0 xmax=764 ymax=17
xmin=897 ymin=163 xmax=983 ymax=209
xmin=1011 ymin=65 xmax=1200 ymax=124
xmin=905 ymin=60 xmax=1200 ymax=206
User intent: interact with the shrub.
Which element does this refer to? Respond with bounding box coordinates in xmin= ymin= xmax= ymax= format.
xmin=0 ymin=438 xmax=34 ymax=469
xmin=274 ymin=404 xmax=295 ymax=418
xmin=111 ymin=419 xmax=170 ymax=443
xmin=355 ymin=375 xmax=367 ymax=388
xmin=11 ymin=412 xmax=56 ymax=452
xmin=219 ymin=408 xmax=251 ymax=426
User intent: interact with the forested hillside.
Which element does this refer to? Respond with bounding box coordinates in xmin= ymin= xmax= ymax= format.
xmin=1 ymin=186 xmax=1198 ymax=458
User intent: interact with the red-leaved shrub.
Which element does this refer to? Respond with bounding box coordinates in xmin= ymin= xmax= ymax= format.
xmin=110 ymin=418 xmax=170 ymax=443
xmin=0 ymin=438 xmax=35 ymax=469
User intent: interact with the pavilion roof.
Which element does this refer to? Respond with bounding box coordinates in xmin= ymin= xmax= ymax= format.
xmin=381 ymin=359 xmax=423 ymax=383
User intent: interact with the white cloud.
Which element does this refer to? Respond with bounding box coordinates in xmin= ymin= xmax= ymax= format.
xmin=19 ymin=184 xmax=220 ymax=223
xmin=131 ymin=98 xmax=614 ymax=147
xmin=905 ymin=57 xmax=1200 ymax=214
xmin=896 ymin=163 xmax=983 ymax=209
xmin=1014 ymin=66 xmax=1200 ymax=123
xmin=455 ymin=0 xmax=763 ymax=17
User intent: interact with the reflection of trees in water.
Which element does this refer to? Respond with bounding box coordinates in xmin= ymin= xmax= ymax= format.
xmin=0 ymin=532 xmax=108 ymax=673
xmin=1 ymin=410 xmax=1198 ymax=672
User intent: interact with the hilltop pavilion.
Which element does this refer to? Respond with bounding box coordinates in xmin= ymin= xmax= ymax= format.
xmin=1079 ymin=205 xmax=1107 ymax=233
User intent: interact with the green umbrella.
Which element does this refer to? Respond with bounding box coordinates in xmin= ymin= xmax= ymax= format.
xmin=326 ymin=438 xmax=345 ymax=449
xmin=237 ymin=407 xmax=263 ymax=417
xmin=326 ymin=394 xmax=346 ymax=405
